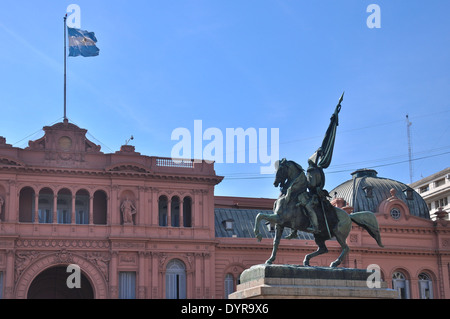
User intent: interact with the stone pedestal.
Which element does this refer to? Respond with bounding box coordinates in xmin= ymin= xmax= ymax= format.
xmin=229 ymin=264 xmax=397 ymax=299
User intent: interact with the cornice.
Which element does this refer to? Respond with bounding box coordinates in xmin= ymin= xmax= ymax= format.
xmin=0 ymin=165 xmax=223 ymax=184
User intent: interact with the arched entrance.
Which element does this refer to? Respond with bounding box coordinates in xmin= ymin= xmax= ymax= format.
xmin=27 ymin=266 xmax=94 ymax=299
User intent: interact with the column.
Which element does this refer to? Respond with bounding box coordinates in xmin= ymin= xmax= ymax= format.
xmin=7 ymin=180 xmax=16 ymax=222
xmin=53 ymin=194 xmax=57 ymax=224
xmin=204 ymin=252 xmax=211 ymax=298
xmin=150 ymin=188 xmax=158 ymax=226
xmin=89 ymin=195 xmax=94 ymax=225
xmin=138 ymin=252 xmax=146 ymax=298
xmin=195 ymin=253 xmax=203 ymax=298
xmin=138 ymin=186 xmax=147 ymax=226
xmin=4 ymin=250 xmax=14 ymax=298
xmin=193 ymin=190 xmax=200 ymax=227
xmin=202 ymin=190 xmax=208 ymax=227
xmin=179 ymin=199 xmax=184 ymax=227
xmin=71 ymin=195 xmax=76 ymax=224
xmin=110 ymin=251 xmax=118 ymax=298
xmin=167 ymin=198 xmax=172 ymax=227
xmin=34 ymin=193 xmax=39 ymax=223
xmin=111 ymin=186 xmax=119 ymax=225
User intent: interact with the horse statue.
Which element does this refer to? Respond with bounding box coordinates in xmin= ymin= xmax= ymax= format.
xmin=253 ymin=158 xmax=384 ymax=267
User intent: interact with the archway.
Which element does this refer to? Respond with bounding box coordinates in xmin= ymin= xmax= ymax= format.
xmin=15 ymin=252 xmax=109 ymax=299
xmin=27 ymin=266 xmax=94 ymax=299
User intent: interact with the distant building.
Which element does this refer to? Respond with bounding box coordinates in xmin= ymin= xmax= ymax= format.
xmin=410 ymin=168 xmax=450 ymax=220
xmin=0 ymin=120 xmax=449 ymax=299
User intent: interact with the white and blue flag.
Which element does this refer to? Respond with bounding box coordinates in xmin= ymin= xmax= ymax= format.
xmin=68 ymin=27 xmax=99 ymax=57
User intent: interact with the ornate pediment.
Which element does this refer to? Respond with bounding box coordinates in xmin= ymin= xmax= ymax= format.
xmin=0 ymin=156 xmax=25 ymax=167
xmin=27 ymin=119 xmax=101 ymax=154
xmin=106 ymin=162 xmax=151 ymax=174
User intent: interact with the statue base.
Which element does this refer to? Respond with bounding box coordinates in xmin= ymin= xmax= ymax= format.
xmin=228 ymin=264 xmax=397 ymax=299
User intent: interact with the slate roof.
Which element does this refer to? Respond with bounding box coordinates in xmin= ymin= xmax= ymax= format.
xmin=214 ymin=207 xmax=314 ymax=240
xmin=330 ymin=169 xmax=430 ymax=220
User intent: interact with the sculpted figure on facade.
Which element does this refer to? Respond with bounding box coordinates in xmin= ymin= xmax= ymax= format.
xmin=121 ymin=197 xmax=137 ymax=225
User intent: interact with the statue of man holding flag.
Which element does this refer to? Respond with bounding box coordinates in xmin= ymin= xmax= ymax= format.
xmin=285 ymin=92 xmax=344 ymax=237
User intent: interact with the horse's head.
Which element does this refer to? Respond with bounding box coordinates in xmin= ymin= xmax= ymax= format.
xmin=274 ymin=158 xmax=289 ymax=189
xmin=274 ymin=158 xmax=304 ymax=193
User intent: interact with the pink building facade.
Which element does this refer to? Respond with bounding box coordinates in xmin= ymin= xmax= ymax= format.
xmin=0 ymin=120 xmax=449 ymax=299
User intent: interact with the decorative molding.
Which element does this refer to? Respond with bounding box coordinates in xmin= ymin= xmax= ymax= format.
xmin=15 ymin=239 xmax=110 ymax=249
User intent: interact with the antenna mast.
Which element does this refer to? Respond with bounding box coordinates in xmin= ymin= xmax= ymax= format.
xmin=406 ymin=114 xmax=413 ymax=183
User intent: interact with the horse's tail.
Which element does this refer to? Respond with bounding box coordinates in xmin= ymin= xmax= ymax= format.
xmin=349 ymin=211 xmax=384 ymax=247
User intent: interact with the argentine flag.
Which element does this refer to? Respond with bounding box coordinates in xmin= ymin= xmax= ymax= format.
xmin=68 ymin=27 xmax=99 ymax=57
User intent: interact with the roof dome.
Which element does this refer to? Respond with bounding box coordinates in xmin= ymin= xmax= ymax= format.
xmin=330 ymin=168 xmax=430 ymax=219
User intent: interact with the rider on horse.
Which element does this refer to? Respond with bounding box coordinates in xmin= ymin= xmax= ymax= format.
xmin=280 ymin=160 xmax=319 ymax=234
xmin=286 ymin=93 xmax=343 ymax=236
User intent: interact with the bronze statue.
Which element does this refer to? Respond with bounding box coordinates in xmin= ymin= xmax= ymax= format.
xmin=254 ymin=93 xmax=384 ymax=267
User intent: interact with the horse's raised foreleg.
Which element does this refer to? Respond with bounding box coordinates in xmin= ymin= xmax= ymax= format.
xmin=303 ymin=236 xmax=328 ymax=267
xmin=254 ymin=212 xmax=281 ymax=242
xmin=266 ymin=224 xmax=284 ymax=264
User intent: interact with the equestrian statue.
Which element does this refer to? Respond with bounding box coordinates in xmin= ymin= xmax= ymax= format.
xmin=254 ymin=93 xmax=384 ymax=267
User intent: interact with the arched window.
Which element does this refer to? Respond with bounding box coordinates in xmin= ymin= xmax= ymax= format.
xmin=93 ymin=190 xmax=107 ymax=225
xmin=171 ymin=196 xmax=180 ymax=227
xmin=165 ymin=259 xmax=186 ymax=299
xmin=418 ymin=272 xmax=433 ymax=299
xmin=38 ymin=188 xmax=54 ymax=223
xmin=392 ymin=271 xmax=410 ymax=299
xmin=183 ymin=196 xmax=192 ymax=227
xmin=159 ymin=196 xmax=168 ymax=226
xmin=224 ymin=273 xmax=235 ymax=299
xmin=57 ymin=188 xmax=72 ymax=224
xmin=19 ymin=187 xmax=35 ymax=223
xmin=75 ymin=189 xmax=90 ymax=225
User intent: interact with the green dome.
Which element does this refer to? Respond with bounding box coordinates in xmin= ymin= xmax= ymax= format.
xmin=330 ymin=169 xmax=430 ymax=219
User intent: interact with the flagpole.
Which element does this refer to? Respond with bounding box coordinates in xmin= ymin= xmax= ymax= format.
xmin=63 ymin=14 xmax=67 ymax=121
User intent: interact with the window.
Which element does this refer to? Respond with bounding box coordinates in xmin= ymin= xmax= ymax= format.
xmin=57 ymin=189 xmax=72 ymax=224
xmin=93 ymin=190 xmax=107 ymax=225
xmin=223 ymin=220 xmax=234 ymax=231
xmin=159 ymin=196 xmax=168 ymax=226
xmin=171 ymin=196 xmax=180 ymax=227
xmin=166 ymin=259 xmax=186 ymax=299
xmin=402 ymin=188 xmax=414 ymax=200
xmin=392 ymin=271 xmax=410 ymax=299
xmin=19 ymin=187 xmax=35 ymax=223
xmin=390 ymin=208 xmax=401 ymax=220
xmin=75 ymin=190 xmax=89 ymax=225
xmin=183 ymin=197 xmax=192 ymax=227
xmin=419 ymin=185 xmax=429 ymax=193
xmin=38 ymin=188 xmax=54 ymax=223
xmin=224 ymin=273 xmax=235 ymax=299
xmin=119 ymin=272 xmax=136 ymax=299
xmin=435 ymin=179 xmax=445 ymax=188
xmin=418 ymin=273 xmax=433 ymax=299
xmin=363 ymin=186 xmax=373 ymax=198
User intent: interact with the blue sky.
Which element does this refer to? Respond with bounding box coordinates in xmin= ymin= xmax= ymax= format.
xmin=0 ymin=1 xmax=449 ymax=199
